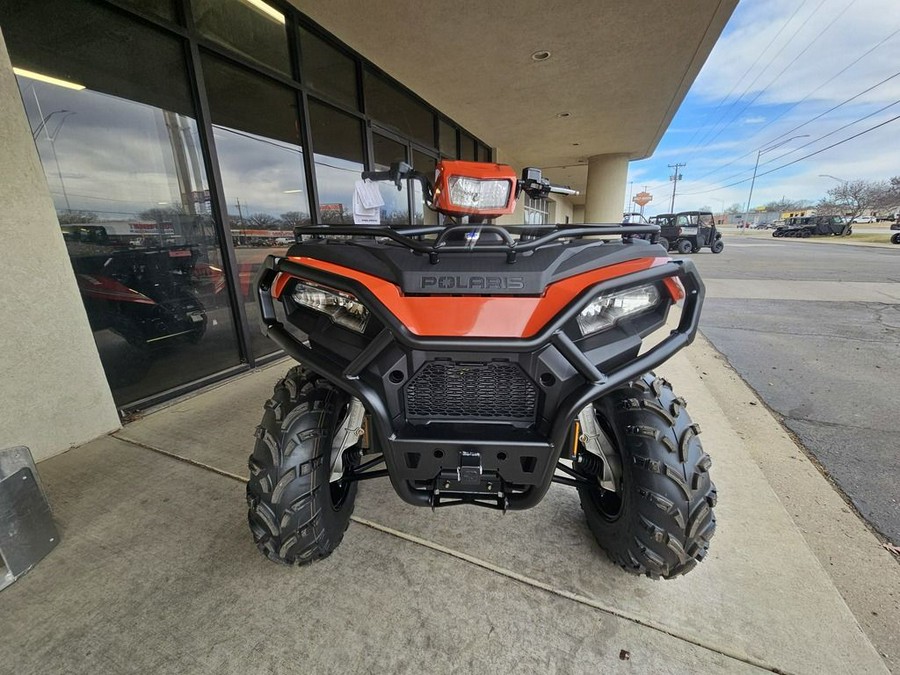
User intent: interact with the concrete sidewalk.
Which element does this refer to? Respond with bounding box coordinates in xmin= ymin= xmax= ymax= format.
xmin=1 ymin=340 xmax=897 ymax=674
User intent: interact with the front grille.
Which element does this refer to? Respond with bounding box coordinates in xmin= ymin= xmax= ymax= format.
xmin=405 ymin=361 xmax=538 ymax=422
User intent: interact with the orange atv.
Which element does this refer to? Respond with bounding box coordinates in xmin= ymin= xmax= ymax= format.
xmin=249 ymin=161 xmax=716 ymax=578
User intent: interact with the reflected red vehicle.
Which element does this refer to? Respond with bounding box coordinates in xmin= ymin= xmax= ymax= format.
xmin=64 ymin=225 xmax=223 ymax=349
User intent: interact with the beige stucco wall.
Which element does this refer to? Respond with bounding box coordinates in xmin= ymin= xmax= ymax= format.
xmin=0 ymin=30 xmax=120 ymax=461
xmin=584 ymin=153 xmax=629 ymax=223
xmin=549 ymin=196 xmax=574 ymax=225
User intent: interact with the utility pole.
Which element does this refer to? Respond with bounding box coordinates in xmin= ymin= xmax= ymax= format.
xmin=668 ymin=163 xmax=684 ymax=213
xmin=627 ymin=181 xmax=634 ymax=213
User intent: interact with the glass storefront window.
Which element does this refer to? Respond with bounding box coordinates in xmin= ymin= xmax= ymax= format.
xmin=459 ymin=132 xmax=477 ymax=162
xmin=524 ymin=195 xmax=550 ymax=225
xmin=308 ymin=100 xmax=365 ymax=225
xmin=372 ymin=134 xmax=410 ymax=225
xmin=202 ymin=54 xmax=311 ymax=359
xmin=363 ymin=69 xmax=434 ymax=147
xmin=299 ymin=26 xmax=358 ymax=110
xmin=192 ymin=0 xmax=290 ymax=75
xmin=116 ymin=0 xmax=178 ymax=22
xmin=412 ymin=150 xmax=437 ymax=226
xmin=5 ymin=1 xmax=242 ymax=406
xmin=477 ymin=143 xmax=491 ymax=163
xmin=439 ymin=118 xmax=458 ymax=159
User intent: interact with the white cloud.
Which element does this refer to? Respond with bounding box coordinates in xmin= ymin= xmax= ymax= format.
xmin=632 ymin=0 xmax=900 ymax=215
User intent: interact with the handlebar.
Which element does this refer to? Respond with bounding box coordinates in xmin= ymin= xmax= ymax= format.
xmin=361 ymin=161 xmax=434 ymax=202
xmin=548 ymin=184 xmax=580 ymax=196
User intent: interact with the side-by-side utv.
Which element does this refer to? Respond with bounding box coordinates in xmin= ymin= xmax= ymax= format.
xmin=772 ymin=215 xmax=851 ymax=238
xmin=248 ymin=161 xmax=716 ymax=579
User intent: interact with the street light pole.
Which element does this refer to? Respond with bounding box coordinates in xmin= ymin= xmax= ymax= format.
xmin=742 ymin=134 xmax=809 ymax=233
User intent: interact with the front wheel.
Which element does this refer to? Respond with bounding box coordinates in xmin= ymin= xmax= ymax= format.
xmin=710 ymin=239 xmax=724 ymax=254
xmin=891 ymin=232 xmax=900 ymax=244
xmin=247 ymin=367 xmax=359 ymax=565
xmin=575 ymin=373 xmax=717 ymax=579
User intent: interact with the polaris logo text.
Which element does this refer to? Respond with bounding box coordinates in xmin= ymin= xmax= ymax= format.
xmin=420 ymin=275 xmax=525 ymax=290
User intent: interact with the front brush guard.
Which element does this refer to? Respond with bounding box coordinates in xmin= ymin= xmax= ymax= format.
xmin=256 ymin=254 xmax=705 ymax=509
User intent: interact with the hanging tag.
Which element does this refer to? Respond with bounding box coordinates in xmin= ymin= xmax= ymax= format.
xmin=352 ymin=188 xmax=381 ymax=225
xmin=355 ymin=179 xmax=385 ymax=210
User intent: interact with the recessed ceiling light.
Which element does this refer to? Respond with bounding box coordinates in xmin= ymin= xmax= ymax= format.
xmin=531 ymin=50 xmax=552 ymax=61
xmin=556 ymin=112 xmax=571 ymax=119
xmin=572 ymin=142 xmax=580 ymax=146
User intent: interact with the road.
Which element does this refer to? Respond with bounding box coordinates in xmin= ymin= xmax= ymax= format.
xmin=686 ymin=235 xmax=900 ymax=543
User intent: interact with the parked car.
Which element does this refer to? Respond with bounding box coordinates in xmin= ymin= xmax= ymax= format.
xmin=850 ymin=215 xmax=876 ymax=224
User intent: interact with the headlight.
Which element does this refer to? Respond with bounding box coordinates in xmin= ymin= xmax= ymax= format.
xmin=291 ymin=281 xmax=369 ymax=333
xmin=576 ymin=284 xmax=660 ymax=336
xmin=447 ymin=176 xmax=511 ymax=209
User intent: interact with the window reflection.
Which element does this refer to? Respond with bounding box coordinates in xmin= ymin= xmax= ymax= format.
xmin=192 ymin=0 xmax=290 ymax=75
xmin=308 ymin=100 xmax=365 ymax=224
xmin=439 ymin=119 xmax=458 ymax=159
xmin=373 ymin=134 xmax=410 ymax=225
xmin=412 ymin=150 xmax=437 ymax=226
xmin=299 ymin=26 xmax=358 ymax=109
xmin=202 ymin=54 xmax=311 ymax=358
xmin=16 ymin=77 xmax=241 ymax=406
xmin=460 ymin=132 xmax=477 ymax=162
xmin=363 ymin=69 xmax=434 ymax=147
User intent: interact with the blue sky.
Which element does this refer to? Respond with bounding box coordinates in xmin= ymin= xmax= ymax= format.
xmin=630 ymin=0 xmax=900 ymax=216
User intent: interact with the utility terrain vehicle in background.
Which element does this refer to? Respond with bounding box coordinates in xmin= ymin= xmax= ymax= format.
xmin=248 ymin=160 xmax=716 ymax=579
xmin=772 ymin=215 xmax=851 ymax=238
xmin=668 ymin=211 xmax=724 ymax=254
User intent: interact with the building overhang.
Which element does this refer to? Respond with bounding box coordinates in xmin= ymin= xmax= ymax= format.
xmin=288 ymin=0 xmax=737 ymax=198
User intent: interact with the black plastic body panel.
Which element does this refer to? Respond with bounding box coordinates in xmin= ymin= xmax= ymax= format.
xmin=257 ymin=226 xmax=705 ymax=510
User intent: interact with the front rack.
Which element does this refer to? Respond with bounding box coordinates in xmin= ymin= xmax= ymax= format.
xmin=294 ymin=222 xmax=661 ymax=264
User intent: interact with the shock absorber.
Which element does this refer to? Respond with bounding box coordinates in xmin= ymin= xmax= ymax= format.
xmin=576 ymin=451 xmax=604 ymax=477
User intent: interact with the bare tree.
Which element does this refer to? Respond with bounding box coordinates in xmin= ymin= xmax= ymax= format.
xmin=246 ymin=212 xmax=282 ymax=229
xmin=818 ymin=179 xmax=888 ymax=220
xmin=762 ymin=198 xmax=811 ymax=212
xmin=139 ymin=206 xmax=185 ymax=223
xmin=874 ymin=176 xmax=900 ymax=216
xmin=279 ymin=211 xmax=311 ymax=229
xmin=56 ymin=210 xmax=98 ymax=224
xmin=725 ymin=203 xmax=744 ymax=215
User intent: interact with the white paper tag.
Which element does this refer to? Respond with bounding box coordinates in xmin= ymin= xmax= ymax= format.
xmin=352 ymin=189 xmax=381 ymax=225
xmin=355 ymin=179 xmax=385 ymax=210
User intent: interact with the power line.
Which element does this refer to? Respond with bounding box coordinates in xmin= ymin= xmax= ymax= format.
xmin=684 ymin=0 xmax=829 ymax=161
xmin=747 ymin=24 xmax=900 ymax=144
xmin=678 ymin=112 xmax=900 ymax=196
xmin=754 ymin=98 xmax=900 ymax=171
xmin=687 ymin=0 xmax=857 ymax=161
xmin=688 ymin=97 xmax=900 ymax=189
xmin=686 ymin=34 xmax=900 ymax=185
xmin=679 ymin=0 xmax=811 ymax=154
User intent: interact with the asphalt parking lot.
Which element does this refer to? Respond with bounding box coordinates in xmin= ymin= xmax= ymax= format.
xmin=687 ymin=234 xmax=900 ymax=543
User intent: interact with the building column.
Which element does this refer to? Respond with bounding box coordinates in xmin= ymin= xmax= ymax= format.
xmin=0 ymin=29 xmax=120 ymax=461
xmin=583 ymin=153 xmax=629 ymax=223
